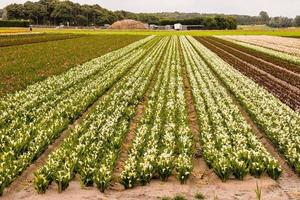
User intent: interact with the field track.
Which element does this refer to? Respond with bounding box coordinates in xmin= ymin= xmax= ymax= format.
xmin=196 ymin=36 xmax=300 ymax=111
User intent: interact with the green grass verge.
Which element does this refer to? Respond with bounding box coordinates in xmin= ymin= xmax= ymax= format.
xmin=0 ymin=34 xmax=145 ymax=96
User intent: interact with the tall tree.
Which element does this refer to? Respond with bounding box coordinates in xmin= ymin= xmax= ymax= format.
xmin=259 ymin=11 xmax=270 ymax=24
xmin=0 ymin=9 xmax=3 ymax=18
xmin=24 ymin=1 xmax=47 ymax=24
xmin=51 ymin=1 xmax=75 ymax=25
xmin=5 ymin=4 xmax=26 ymax=19
xmin=295 ymin=16 xmax=300 ymax=27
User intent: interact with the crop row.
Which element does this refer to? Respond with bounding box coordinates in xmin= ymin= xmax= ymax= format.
xmin=0 ymin=36 xmax=157 ymax=195
xmin=220 ymin=35 xmax=300 ymax=57
xmin=0 ymin=33 xmax=81 ymax=47
xmin=187 ymin=36 xmax=300 ymax=176
xmin=217 ymin=36 xmax=300 ymax=66
xmin=180 ymin=36 xmax=281 ymax=181
xmin=33 ymin=36 xmax=170 ymax=193
xmin=196 ymin=37 xmax=300 ymax=111
xmin=0 ymin=34 xmax=145 ymax=96
xmin=0 ymin=35 xmax=154 ymax=129
xmin=120 ymin=36 xmax=193 ymax=188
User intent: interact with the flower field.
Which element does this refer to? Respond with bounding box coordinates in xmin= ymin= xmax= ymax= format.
xmin=1 ymin=34 xmax=300 ymax=199
xmin=218 ymin=35 xmax=300 ymax=65
xmin=220 ymin=35 xmax=300 ymax=57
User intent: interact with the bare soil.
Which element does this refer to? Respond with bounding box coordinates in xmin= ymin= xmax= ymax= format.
xmin=111 ymin=52 xmax=161 ymax=188
xmin=2 ymin=174 xmax=290 ymax=200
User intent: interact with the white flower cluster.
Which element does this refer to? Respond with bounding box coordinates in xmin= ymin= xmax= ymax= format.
xmin=121 ymin=36 xmax=193 ymax=188
xmin=189 ymin=35 xmax=300 ymax=177
xmin=33 ymin=36 xmax=170 ymax=194
xmin=217 ymin=36 xmax=300 ymax=65
xmin=0 ymin=36 xmax=156 ymax=195
xmin=180 ymin=36 xmax=282 ymax=181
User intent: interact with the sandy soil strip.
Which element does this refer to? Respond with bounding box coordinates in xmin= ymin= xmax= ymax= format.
xmin=111 ymin=37 xmax=172 ymax=191
xmin=110 ymin=64 xmax=160 ymax=191
xmin=179 ymin=40 xmax=217 ymax=186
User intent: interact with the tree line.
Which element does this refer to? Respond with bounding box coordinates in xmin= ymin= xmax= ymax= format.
xmin=257 ymin=11 xmax=300 ymax=28
xmin=159 ymin=16 xmax=237 ymax=29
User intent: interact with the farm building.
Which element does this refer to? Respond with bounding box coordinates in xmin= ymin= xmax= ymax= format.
xmin=174 ymin=23 xmax=205 ymax=30
xmin=110 ymin=19 xmax=148 ymax=29
xmin=150 ymin=24 xmax=174 ymax=30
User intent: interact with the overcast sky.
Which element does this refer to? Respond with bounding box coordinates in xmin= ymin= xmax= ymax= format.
xmin=0 ymin=0 xmax=299 ymax=18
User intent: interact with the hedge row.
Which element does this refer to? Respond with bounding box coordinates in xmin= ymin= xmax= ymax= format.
xmin=0 ymin=20 xmax=30 ymax=27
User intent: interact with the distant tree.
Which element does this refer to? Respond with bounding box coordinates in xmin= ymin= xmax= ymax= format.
xmin=295 ymin=16 xmax=300 ymax=27
xmin=2 ymin=9 xmax=8 ymax=20
xmin=39 ymin=0 xmax=59 ymax=25
xmin=75 ymin=15 xmax=88 ymax=26
xmin=0 ymin=9 xmax=3 ymax=18
xmin=24 ymin=1 xmax=47 ymax=24
xmin=268 ymin=17 xmax=293 ymax=28
xmin=259 ymin=11 xmax=270 ymax=24
xmin=5 ymin=4 xmax=26 ymax=19
xmin=51 ymin=1 xmax=75 ymax=25
xmin=204 ymin=17 xmax=217 ymax=29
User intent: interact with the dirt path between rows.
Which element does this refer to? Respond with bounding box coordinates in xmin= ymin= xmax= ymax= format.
xmin=179 ymin=39 xmax=217 ymax=186
xmin=110 ymin=47 xmax=164 ymax=191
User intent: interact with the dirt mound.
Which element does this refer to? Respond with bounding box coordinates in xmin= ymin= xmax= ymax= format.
xmin=110 ymin=19 xmax=148 ymax=29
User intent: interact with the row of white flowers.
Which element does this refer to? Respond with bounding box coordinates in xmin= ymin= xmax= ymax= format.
xmin=216 ymin=36 xmax=300 ymax=66
xmin=0 ymin=36 xmax=157 ymax=195
xmin=180 ymin=36 xmax=282 ymax=181
xmin=188 ymin=35 xmax=300 ymax=177
xmin=0 ymin=35 xmax=155 ymax=128
xmin=33 ymin=37 xmax=170 ymax=194
xmin=120 ymin=36 xmax=193 ymax=189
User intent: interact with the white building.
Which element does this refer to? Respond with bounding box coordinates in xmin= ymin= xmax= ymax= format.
xmin=174 ymin=23 xmax=182 ymax=30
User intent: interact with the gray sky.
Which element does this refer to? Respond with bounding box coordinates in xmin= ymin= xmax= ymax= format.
xmin=0 ymin=0 xmax=299 ymax=18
